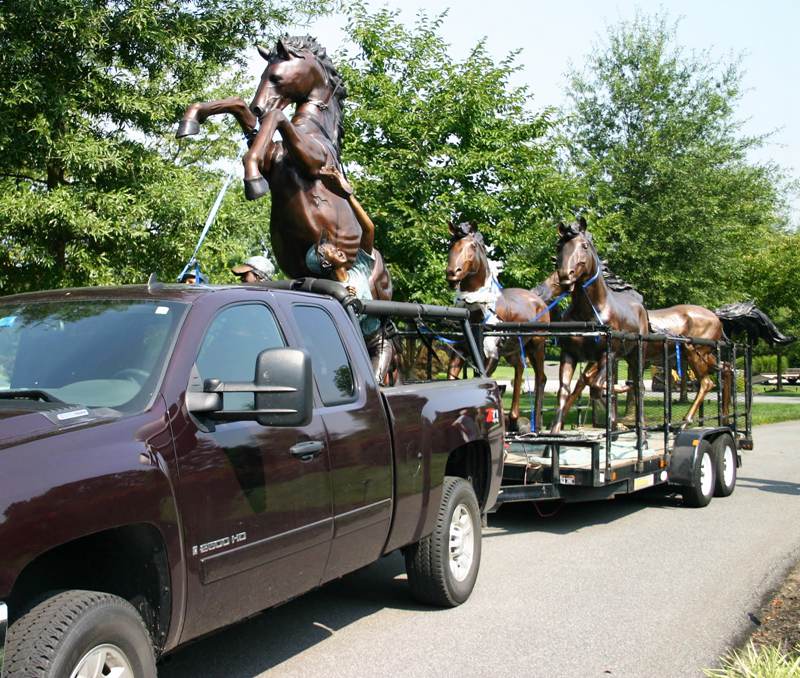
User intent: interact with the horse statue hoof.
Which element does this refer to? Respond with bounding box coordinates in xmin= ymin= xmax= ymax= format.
xmin=176 ymin=119 xmax=200 ymax=138
xmin=244 ymin=176 xmax=270 ymax=201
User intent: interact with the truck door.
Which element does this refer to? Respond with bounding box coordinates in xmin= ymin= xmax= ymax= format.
xmin=175 ymin=302 xmax=333 ymax=641
xmin=289 ymin=303 xmax=393 ymax=581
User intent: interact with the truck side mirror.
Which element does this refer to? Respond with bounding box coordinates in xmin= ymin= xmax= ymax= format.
xmin=196 ymin=348 xmax=313 ymax=427
xmin=253 ymin=347 xmax=313 ymax=427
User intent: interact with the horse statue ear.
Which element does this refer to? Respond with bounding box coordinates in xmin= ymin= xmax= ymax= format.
xmin=467 ymin=223 xmax=478 ymax=234
xmin=276 ymin=38 xmax=289 ymax=59
xmin=577 ymin=216 xmax=588 ymax=232
xmin=448 ymin=222 xmax=458 ymax=236
xmin=557 ymin=221 xmax=567 ymax=236
xmin=257 ymin=45 xmax=271 ymax=61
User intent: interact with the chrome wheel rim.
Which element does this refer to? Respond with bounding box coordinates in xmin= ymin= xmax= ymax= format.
xmin=700 ymin=451 xmax=713 ymax=497
xmin=70 ymin=644 xmax=134 ymax=678
xmin=723 ymin=444 xmax=735 ymax=488
xmin=449 ymin=503 xmax=475 ymax=582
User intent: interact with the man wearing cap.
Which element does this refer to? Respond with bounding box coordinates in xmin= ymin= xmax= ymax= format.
xmin=232 ymin=255 xmax=275 ymax=283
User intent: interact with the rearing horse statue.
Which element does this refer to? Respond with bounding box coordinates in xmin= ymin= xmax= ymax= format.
xmin=176 ymin=35 xmax=391 ymax=299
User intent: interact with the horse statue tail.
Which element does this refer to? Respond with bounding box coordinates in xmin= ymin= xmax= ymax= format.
xmin=714 ymin=301 xmax=796 ymax=346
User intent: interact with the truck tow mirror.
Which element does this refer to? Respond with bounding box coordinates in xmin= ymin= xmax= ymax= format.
xmin=199 ymin=348 xmax=313 ymax=427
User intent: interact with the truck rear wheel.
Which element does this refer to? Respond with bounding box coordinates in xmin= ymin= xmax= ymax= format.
xmin=681 ymin=441 xmax=716 ymax=508
xmin=404 ymin=476 xmax=481 ymax=607
xmin=712 ymin=433 xmax=737 ymax=497
xmin=3 ymin=590 xmax=156 ymax=678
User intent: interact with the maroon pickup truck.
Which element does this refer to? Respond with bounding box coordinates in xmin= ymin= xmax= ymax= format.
xmin=0 ymin=279 xmax=503 ymax=677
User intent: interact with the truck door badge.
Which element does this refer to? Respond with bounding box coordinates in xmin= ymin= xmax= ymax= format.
xmin=192 ymin=531 xmax=247 ymax=556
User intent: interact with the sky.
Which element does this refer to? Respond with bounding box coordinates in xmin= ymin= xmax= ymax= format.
xmin=255 ymin=0 xmax=800 ymax=221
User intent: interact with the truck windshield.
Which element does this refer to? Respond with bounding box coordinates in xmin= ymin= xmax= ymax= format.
xmin=0 ymin=299 xmax=186 ymax=413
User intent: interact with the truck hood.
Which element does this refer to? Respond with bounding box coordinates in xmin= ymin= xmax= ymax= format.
xmin=0 ymin=403 xmax=118 ymax=450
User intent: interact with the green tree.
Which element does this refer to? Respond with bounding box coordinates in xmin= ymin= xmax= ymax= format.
xmin=562 ymin=13 xmax=786 ymax=309
xmin=338 ymin=6 xmax=576 ymax=304
xmin=0 ymin=0 xmax=327 ymax=293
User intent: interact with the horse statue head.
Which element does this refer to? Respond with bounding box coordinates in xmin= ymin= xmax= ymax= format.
xmin=446 ymin=222 xmax=488 ymax=289
xmin=555 ymin=216 xmax=598 ymax=292
xmin=250 ymin=35 xmax=347 ymax=153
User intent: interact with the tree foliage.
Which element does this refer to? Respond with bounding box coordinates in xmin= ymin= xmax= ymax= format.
xmin=338 ymin=6 xmax=577 ymax=304
xmin=562 ymin=14 xmax=786 ymax=309
xmin=0 ymin=0 xmax=327 ymax=293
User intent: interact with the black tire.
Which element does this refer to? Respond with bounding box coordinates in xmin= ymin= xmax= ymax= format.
xmin=404 ymin=476 xmax=482 ymax=607
xmin=681 ymin=440 xmax=717 ymax=508
xmin=3 ymin=590 xmax=156 ymax=677
xmin=712 ymin=433 xmax=737 ymax=497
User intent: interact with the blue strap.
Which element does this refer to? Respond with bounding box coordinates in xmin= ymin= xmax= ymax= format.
xmin=517 ymin=336 xmax=536 ymax=432
xmin=675 ymin=343 xmax=682 ymax=378
xmin=417 ymin=322 xmax=458 ymax=345
xmin=177 ymin=155 xmax=240 ymax=282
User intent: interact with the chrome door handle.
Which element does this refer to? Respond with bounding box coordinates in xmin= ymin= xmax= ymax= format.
xmin=289 ymin=440 xmax=324 ymax=461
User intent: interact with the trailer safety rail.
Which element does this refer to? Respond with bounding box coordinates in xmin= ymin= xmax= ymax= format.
xmin=479 ymin=321 xmax=753 ymax=507
xmin=265 ymin=278 xmax=486 ymax=380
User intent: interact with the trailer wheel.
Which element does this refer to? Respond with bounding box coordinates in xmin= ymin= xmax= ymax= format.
xmin=681 ymin=441 xmax=716 ymax=508
xmin=404 ymin=476 xmax=481 ymax=607
xmin=3 ymin=590 xmax=156 ymax=678
xmin=712 ymin=433 xmax=737 ymax=497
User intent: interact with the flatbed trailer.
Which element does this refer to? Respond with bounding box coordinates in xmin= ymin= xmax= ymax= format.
xmin=483 ymin=321 xmax=753 ymax=509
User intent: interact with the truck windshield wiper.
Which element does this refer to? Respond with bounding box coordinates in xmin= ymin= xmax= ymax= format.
xmin=0 ymin=389 xmax=68 ymax=404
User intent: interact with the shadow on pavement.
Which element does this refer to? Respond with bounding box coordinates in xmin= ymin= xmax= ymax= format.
xmin=159 ymin=552 xmax=437 ymax=677
xmin=486 ymin=489 xmax=683 ymax=536
xmin=737 ymin=476 xmax=800 ymax=495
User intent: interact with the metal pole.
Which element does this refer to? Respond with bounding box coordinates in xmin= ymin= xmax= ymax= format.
xmin=732 ymin=342 xmax=739 ymax=435
xmin=716 ymin=342 xmax=723 ymax=426
xmin=637 ymin=335 xmax=644 ymax=464
xmin=606 ymin=330 xmax=612 ymax=478
xmin=745 ymin=340 xmax=753 ymax=439
xmin=663 ymin=339 xmax=670 ymax=454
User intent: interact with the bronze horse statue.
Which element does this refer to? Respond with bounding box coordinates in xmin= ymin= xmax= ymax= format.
xmin=176 ymin=35 xmax=391 ymax=299
xmin=551 ymin=218 xmax=649 ymax=433
xmin=553 ymin=222 xmax=794 ymax=430
xmin=446 ymin=222 xmax=560 ymax=432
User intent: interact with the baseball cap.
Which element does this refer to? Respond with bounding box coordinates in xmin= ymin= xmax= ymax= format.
xmin=232 ymin=255 xmax=275 ymax=281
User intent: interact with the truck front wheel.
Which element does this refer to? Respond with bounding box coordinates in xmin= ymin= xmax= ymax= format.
xmin=404 ymin=476 xmax=482 ymax=607
xmin=4 ymin=590 xmax=156 ymax=678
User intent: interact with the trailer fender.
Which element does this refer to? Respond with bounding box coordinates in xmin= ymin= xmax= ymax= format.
xmin=668 ymin=428 xmax=735 ymax=486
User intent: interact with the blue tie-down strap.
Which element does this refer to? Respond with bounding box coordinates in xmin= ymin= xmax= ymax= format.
xmin=416 ymin=322 xmax=459 ymax=345
xmin=517 ymin=336 xmax=536 ymax=432
xmin=675 ymin=343 xmax=682 ymax=378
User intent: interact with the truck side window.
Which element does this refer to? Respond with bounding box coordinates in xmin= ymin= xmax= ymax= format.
xmin=292 ymin=305 xmax=355 ymax=406
xmin=196 ymin=304 xmax=285 ymax=411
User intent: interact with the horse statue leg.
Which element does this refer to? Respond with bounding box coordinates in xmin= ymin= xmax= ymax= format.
xmin=242 ymin=109 xmax=327 ymax=200
xmin=176 ymin=98 xmax=257 ymax=140
xmin=530 ymin=337 xmax=547 ymax=433
xmin=550 ymin=353 xmax=577 ymax=433
xmin=682 ymin=346 xmax=717 ymax=428
xmin=508 ymin=353 xmax=525 ymax=431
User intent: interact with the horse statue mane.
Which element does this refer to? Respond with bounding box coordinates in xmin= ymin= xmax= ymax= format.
xmin=264 ymin=34 xmax=348 ymax=151
xmin=448 ymin=221 xmax=485 ymax=247
xmin=600 ymin=260 xmax=642 ymax=297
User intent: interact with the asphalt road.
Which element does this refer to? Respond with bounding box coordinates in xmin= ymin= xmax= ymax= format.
xmin=160 ymin=421 xmax=800 ymax=678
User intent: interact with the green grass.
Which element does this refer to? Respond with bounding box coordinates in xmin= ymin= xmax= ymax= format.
xmin=501 ymin=392 xmax=800 ymax=429
xmin=704 ymin=641 xmax=800 ymax=677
